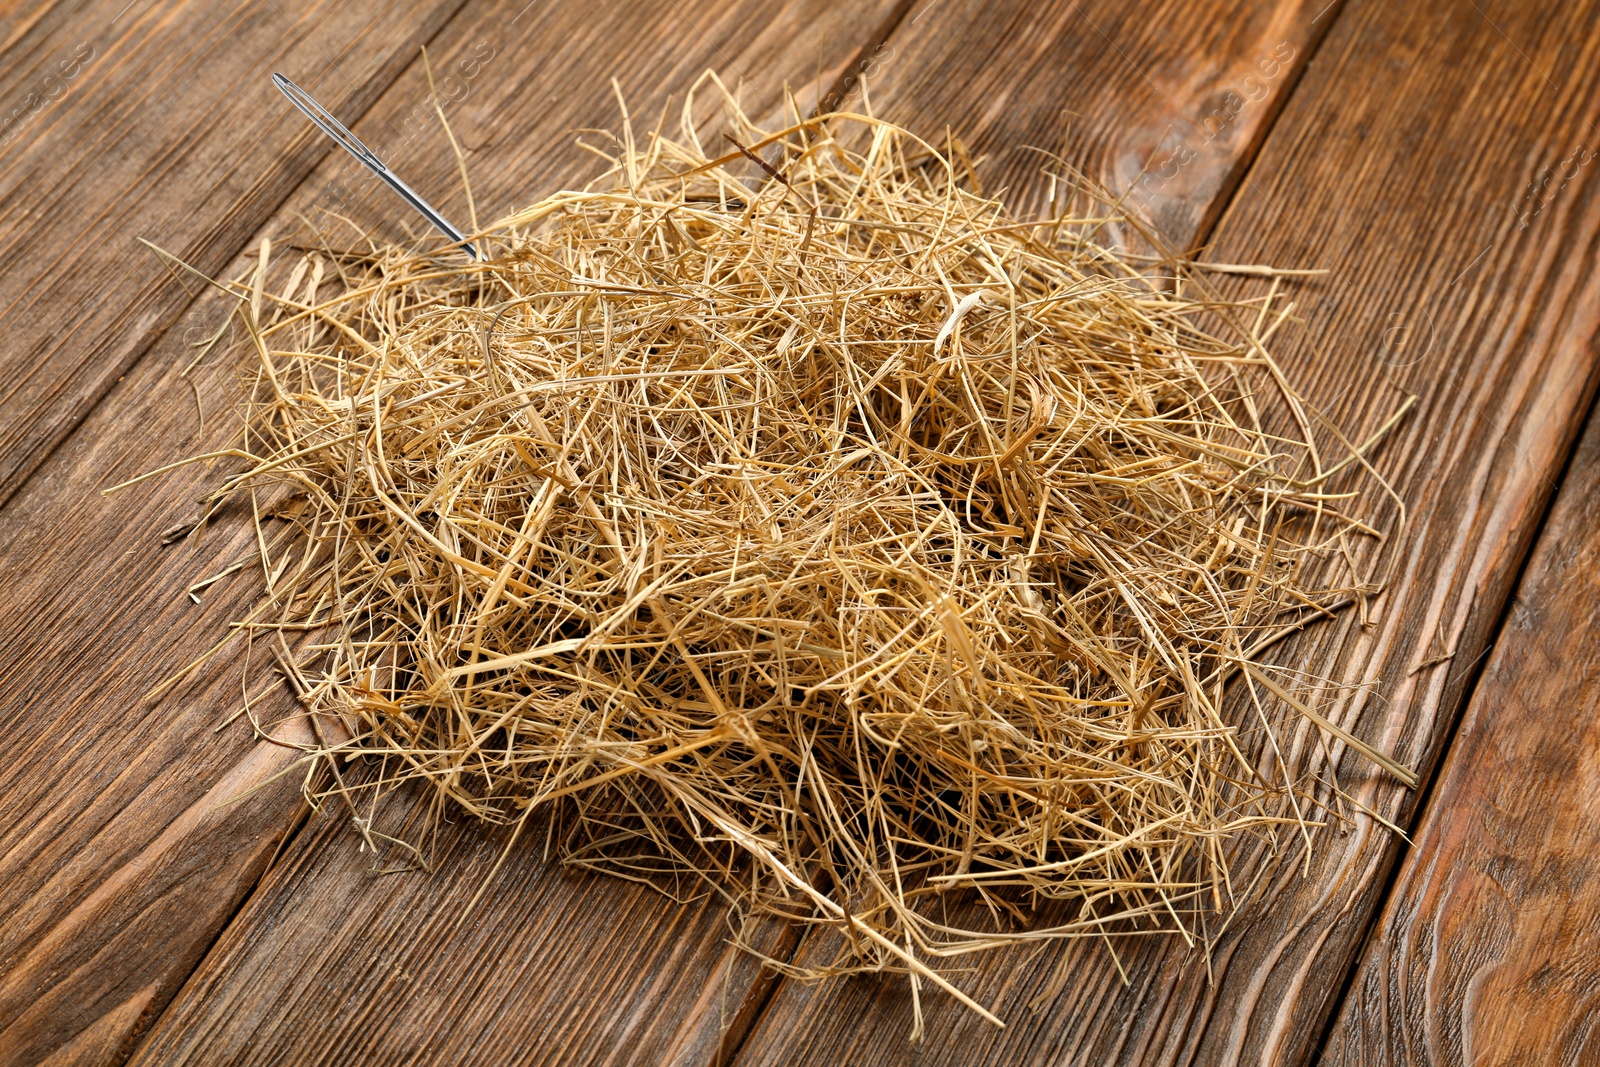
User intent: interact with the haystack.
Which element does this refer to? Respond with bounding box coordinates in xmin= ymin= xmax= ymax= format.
xmin=129 ymin=81 xmax=1412 ymax=1029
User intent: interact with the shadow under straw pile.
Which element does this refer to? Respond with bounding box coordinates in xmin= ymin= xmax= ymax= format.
xmin=148 ymin=88 xmax=1415 ymax=1030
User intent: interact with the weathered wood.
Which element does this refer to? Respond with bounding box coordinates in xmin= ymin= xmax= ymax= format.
xmin=732 ymin=1 xmax=1600 ymax=1063
xmin=0 ymin=3 xmax=471 ymax=1062
xmin=1323 ymin=406 xmax=1600 ymax=1062
xmin=848 ymin=0 xmax=1325 ymax=247
xmin=128 ymin=799 xmax=805 ymax=1066
xmin=0 ymin=1 xmax=63 ymax=57
xmin=0 ymin=716 xmax=316 ymax=1063
xmin=0 ymin=2 xmax=906 ymax=1064
xmin=0 ymin=0 xmax=474 ymax=509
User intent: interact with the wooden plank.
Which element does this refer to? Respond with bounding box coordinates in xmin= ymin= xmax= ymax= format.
xmin=0 ymin=0 xmax=474 ymax=510
xmin=0 ymin=1 xmax=65 ymax=59
xmin=843 ymin=0 xmax=1325 ymax=248
xmin=128 ymin=805 xmax=800 ymax=1066
xmin=732 ymin=1 xmax=1600 ymax=1063
xmin=0 ymin=3 xmax=473 ymax=1061
xmin=107 ymin=0 xmax=1339 ymax=1062
xmin=1322 ymin=405 xmax=1600 ymax=1061
xmin=0 ymin=2 xmax=907 ymax=1064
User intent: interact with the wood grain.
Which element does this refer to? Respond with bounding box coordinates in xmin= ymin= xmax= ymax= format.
xmin=0 ymin=0 xmax=472 ymax=510
xmin=0 ymin=0 xmax=64 ymax=58
xmin=128 ymin=797 xmax=801 ymax=1067
xmin=1322 ymin=403 xmax=1600 ymax=1063
xmin=0 ymin=2 xmax=469 ymax=1061
xmin=852 ymin=0 xmax=1326 ymax=248
xmin=732 ymin=0 xmax=1600 ymax=1063
xmin=0 ymin=2 xmax=906 ymax=1064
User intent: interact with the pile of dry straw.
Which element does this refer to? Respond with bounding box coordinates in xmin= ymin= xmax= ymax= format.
xmin=148 ymin=84 xmax=1415 ymax=1027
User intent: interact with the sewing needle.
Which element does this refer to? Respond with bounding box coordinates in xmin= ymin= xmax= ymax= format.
xmin=272 ymin=73 xmax=480 ymax=260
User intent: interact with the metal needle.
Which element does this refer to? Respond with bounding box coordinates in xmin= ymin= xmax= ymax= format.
xmin=272 ymin=73 xmax=480 ymax=260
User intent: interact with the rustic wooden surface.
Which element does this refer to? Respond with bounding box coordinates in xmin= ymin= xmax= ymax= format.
xmin=851 ymin=0 xmax=1326 ymax=248
xmin=1324 ymin=372 xmax=1600 ymax=1062
xmin=0 ymin=0 xmax=1597 ymax=1063
xmin=0 ymin=3 xmax=469 ymax=1059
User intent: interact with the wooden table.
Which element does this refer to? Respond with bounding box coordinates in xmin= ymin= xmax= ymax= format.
xmin=2 ymin=1 xmax=1598 ymax=1063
